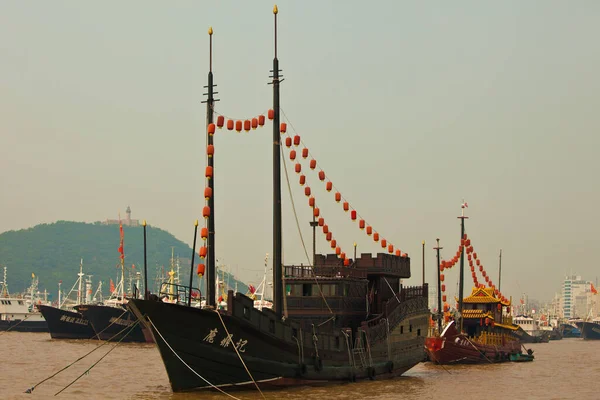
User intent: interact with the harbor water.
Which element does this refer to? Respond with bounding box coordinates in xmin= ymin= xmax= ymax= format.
xmin=1 ymin=333 xmax=597 ymax=399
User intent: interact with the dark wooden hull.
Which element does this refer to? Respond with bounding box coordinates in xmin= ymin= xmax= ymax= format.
xmin=38 ymin=304 xmax=96 ymax=339
xmin=76 ymin=304 xmax=152 ymax=343
xmin=580 ymin=322 xmax=600 ymax=340
xmin=425 ymin=321 xmax=520 ymax=365
xmin=0 ymin=319 xmax=47 ymax=332
xmin=559 ymin=323 xmax=581 ymax=338
xmin=128 ymin=295 xmax=429 ymax=392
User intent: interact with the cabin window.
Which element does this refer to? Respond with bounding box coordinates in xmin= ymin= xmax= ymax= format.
xmin=417 ymin=329 xmax=421 ymax=336
xmin=243 ymin=306 xmax=250 ymax=319
xmin=302 ymin=284 xmax=312 ymax=297
xmin=269 ymin=319 xmax=275 ymax=333
xmin=287 ymin=284 xmax=302 ymax=296
xmin=409 ymin=324 xmax=413 ymax=333
xmin=320 ymin=284 xmax=337 ymax=296
xmin=311 ymin=285 xmax=321 ymax=296
xmin=400 ymin=326 xmax=404 ymax=334
xmin=292 ymin=328 xmax=298 ymax=338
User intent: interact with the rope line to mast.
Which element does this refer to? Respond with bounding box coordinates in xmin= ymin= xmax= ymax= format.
xmin=89 ymin=308 xmax=129 ymax=341
xmin=54 ymin=320 xmax=141 ymax=396
xmin=147 ymin=317 xmax=243 ymax=400
xmin=214 ymin=310 xmax=266 ymax=400
xmin=24 ymin=316 xmax=142 ymax=394
xmin=281 ymin=144 xmax=333 ymax=316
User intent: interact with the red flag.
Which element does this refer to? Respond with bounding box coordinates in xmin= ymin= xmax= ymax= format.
xmin=110 ymin=279 xmax=115 ymax=293
xmin=592 ymin=283 xmax=598 ymax=295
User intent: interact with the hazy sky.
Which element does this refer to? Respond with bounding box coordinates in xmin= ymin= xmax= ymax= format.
xmin=1 ymin=1 xmax=598 ymax=302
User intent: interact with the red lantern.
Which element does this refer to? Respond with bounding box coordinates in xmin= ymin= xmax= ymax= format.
xmin=235 ymin=120 xmax=242 ymax=132
xmin=476 ymin=259 xmax=481 ymax=266
xmin=323 ymin=225 xmax=329 ymax=234
xmin=217 ymin=115 xmax=225 ymax=128
xmin=343 ymin=202 xmax=349 ymax=212
xmin=326 ymin=232 xmax=332 ymax=241
xmin=204 ymin=187 xmax=212 ymax=200
xmin=343 ymin=258 xmax=350 ymax=267
xmin=351 ymin=210 xmax=357 ymax=220
xmin=258 ymin=115 xmax=265 ymax=126
xmin=208 ymin=123 xmax=216 ymax=135
xmin=299 ymin=175 xmax=306 ymax=185
xmin=227 ymin=119 xmax=234 ymax=130
xmin=479 ymin=265 xmax=483 ymax=272
xmin=441 ymin=284 xmax=446 ymax=292
xmin=326 ymin=181 xmax=333 ymax=192
xmin=470 ymin=266 xmax=474 ymax=272
xmin=200 ymin=227 xmax=208 ymax=240
xmin=199 ymin=246 xmax=207 ymax=258
xmin=463 ymin=234 xmax=467 ymax=240
xmin=466 ymin=239 xmax=471 ymax=247
xmin=381 ymin=239 xmax=387 ymax=248
xmin=207 ymin=144 xmax=214 ymax=158
xmin=309 ymin=159 xmax=316 ymax=169
xmin=313 ymin=207 xmax=320 ymax=217
xmin=202 ymin=206 xmax=210 ymax=219
xmin=331 ymin=239 xmax=337 ymax=248
xmin=373 ymin=233 xmax=380 ymax=242
xmin=302 ymin=148 xmax=309 ymax=158
xmin=280 ymin=122 xmax=287 ymax=133
xmin=485 ymin=318 xmax=490 ymax=325
xmin=440 ymin=274 xmax=445 ymax=282
xmin=340 ymin=252 xmax=346 ymax=260
xmin=442 ymin=294 xmax=447 ymax=302
xmin=366 ymin=226 xmax=372 ymax=235
xmin=461 ymin=239 xmax=465 ymax=246
xmin=388 ymin=244 xmax=393 ymax=253
xmin=318 ymin=170 xmax=325 ymax=181
xmin=335 ymin=246 xmax=341 ymax=255
xmin=290 ymin=150 xmax=296 ymax=160
xmin=293 ymin=135 xmax=300 ymax=146
xmin=305 ymin=187 xmax=311 ymax=197
xmin=308 ymin=196 xmax=315 ymax=207
xmin=359 ymin=220 xmax=365 ymax=229
xmin=197 ymin=263 xmax=205 ymax=277
xmin=395 ymin=249 xmax=401 ymax=256
xmin=497 ymin=304 xmax=502 ymax=311
xmin=295 ymin=163 xmax=301 ymax=174
xmin=473 ymin=252 xmax=478 ymax=259
xmin=205 ymin=166 xmax=213 ymax=179
xmin=251 ymin=118 xmax=258 ymax=130
xmin=318 ymin=217 xmax=324 ymax=226
xmin=285 ymin=137 xmax=292 ymax=147
xmin=268 ymin=109 xmax=274 ymax=120
xmin=335 ymin=192 xmax=342 ymax=202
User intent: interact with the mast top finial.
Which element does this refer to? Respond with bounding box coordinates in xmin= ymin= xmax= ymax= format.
xmin=273 ymin=5 xmax=278 ymax=14
xmin=208 ymin=26 xmax=213 ymax=36
xmin=142 ymin=220 xmax=147 ymax=227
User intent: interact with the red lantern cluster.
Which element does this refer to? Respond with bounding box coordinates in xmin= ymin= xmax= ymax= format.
xmin=214 ymin=111 xmax=267 ymax=133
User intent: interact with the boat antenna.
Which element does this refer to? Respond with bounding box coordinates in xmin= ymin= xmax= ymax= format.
xmin=458 ymin=201 xmax=468 ymax=333
xmin=498 ymin=249 xmax=502 ymax=292
xmin=143 ymin=220 xmax=148 ymax=299
xmin=270 ymin=4 xmax=284 ymax=319
xmin=434 ymin=238 xmax=443 ymax=333
xmin=202 ymin=26 xmax=219 ymax=308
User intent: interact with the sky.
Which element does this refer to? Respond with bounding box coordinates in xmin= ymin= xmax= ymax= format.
xmin=1 ymin=1 xmax=599 ymax=303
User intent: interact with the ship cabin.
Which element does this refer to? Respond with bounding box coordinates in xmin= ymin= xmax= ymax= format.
xmin=283 ymin=252 xmax=422 ymax=334
xmin=461 ymin=287 xmax=516 ymax=338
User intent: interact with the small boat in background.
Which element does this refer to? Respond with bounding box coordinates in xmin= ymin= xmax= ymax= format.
xmin=509 ymin=349 xmax=534 ymax=362
xmin=0 ymin=267 xmax=48 ymax=333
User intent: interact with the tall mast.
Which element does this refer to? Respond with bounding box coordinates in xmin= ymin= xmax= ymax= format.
xmin=457 ymin=204 xmax=468 ymax=332
xmin=271 ymin=5 xmax=283 ymax=318
xmin=77 ymin=258 xmax=84 ymax=305
xmin=498 ymin=249 xmax=502 ymax=292
xmin=203 ymin=26 xmax=218 ymax=308
xmin=434 ymin=238 xmax=443 ymax=333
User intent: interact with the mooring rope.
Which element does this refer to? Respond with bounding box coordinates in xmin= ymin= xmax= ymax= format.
xmin=0 ymin=314 xmax=32 ymax=335
xmin=24 ymin=318 xmax=140 ymax=394
xmin=147 ymin=317 xmax=243 ymax=400
xmin=214 ymin=310 xmax=266 ymax=400
xmin=53 ymin=320 xmax=141 ymax=396
xmin=88 ymin=308 xmax=129 ymax=341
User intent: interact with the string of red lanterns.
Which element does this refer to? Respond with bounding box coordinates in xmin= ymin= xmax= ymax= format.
xmin=211 ymin=110 xmax=271 ymax=133
xmin=277 ymin=112 xmax=406 ymax=258
xmin=283 ymin=136 xmax=351 ymax=266
xmin=437 ymin=241 xmax=464 ymax=315
xmin=463 ymin=234 xmax=509 ymax=304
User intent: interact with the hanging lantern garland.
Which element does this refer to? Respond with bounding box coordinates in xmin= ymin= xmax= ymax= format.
xmin=277 ymin=111 xmax=406 ymax=258
xmin=283 ymin=133 xmax=350 ymax=266
xmin=463 ymin=234 xmax=509 ymax=305
xmin=212 ymin=110 xmax=269 ymax=134
xmin=437 ymin=240 xmax=465 ymax=314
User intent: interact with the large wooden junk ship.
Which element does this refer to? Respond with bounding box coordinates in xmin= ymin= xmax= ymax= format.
xmin=425 ymin=205 xmax=521 ymax=364
xmin=127 ymin=6 xmax=430 ymax=392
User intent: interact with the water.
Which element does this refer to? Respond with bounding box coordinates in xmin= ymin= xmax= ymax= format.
xmin=1 ymin=333 xmax=597 ymax=399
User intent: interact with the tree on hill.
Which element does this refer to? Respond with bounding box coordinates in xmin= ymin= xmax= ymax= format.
xmin=0 ymin=221 xmax=248 ymax=299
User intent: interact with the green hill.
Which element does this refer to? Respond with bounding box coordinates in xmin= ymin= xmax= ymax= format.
xmin=0 ymin=221 xmax=247 ymax=299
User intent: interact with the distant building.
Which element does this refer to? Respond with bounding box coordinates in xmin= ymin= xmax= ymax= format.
xmin=561 ymin=275 xmax=594 ymax=319
xmin=102 ymin=206 xmax=140 ymax=227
